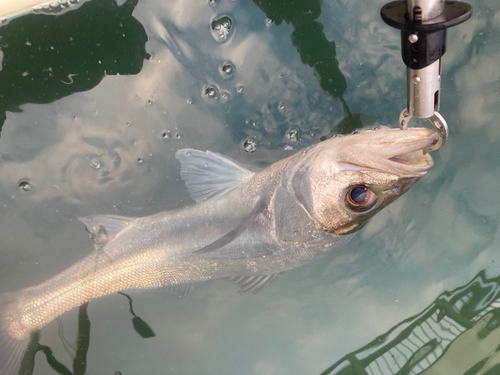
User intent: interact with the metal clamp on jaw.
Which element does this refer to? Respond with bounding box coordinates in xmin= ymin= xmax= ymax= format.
xmin=380 ymin=0 xmax=472 ymax=149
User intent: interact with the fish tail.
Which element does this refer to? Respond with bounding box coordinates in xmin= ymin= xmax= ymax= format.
xmin=0 ymin=293 xmax=30 ymax=375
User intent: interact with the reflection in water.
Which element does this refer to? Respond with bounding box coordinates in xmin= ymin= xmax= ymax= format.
xmin=0 ymin=0 xmax=149 ymax=132
xmin=117 ymin=292 xmax=156 ymax=339
xmin=19 ymin=293 xmax=154 ymax=374
xmin=20 ymin=304 xmax=89 ymax=375
xmin=322 ymin=271 xmax=500 ymax=375
xmin=19 ymin=270 xmax=500 ymax=374
xmin=253 ymin=0 xmax=345 ymax=99
xmin=252 ymin=0 xmax=373 ymax=134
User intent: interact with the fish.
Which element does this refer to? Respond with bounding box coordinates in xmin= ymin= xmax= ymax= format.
xmin=0 ymin=126 xmax=438 ymax=375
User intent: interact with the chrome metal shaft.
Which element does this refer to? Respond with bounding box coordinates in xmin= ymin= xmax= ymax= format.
xmin=406 ymin=0 xmax=445 ymax=21
xmin=406 ymin=0 xmax=445 ymax=118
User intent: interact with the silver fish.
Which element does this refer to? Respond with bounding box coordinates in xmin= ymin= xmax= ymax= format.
xmin=0 ymin=127 xmax=438 ymax=375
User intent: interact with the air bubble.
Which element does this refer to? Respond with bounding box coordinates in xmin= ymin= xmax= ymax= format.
xmin=278 ymin=102 xmax=286 ymax=112
xmin=205 ymin=85 xmax=219 ymax=99
xmin=162 ymin=131 xmax=171 ymax=139
xmin=176 ymin=133 xmax=184 ymax=139
xmin=243 ymin=139 xmax=257 ymax=153
xmin=147 ymin=99 xmax=153 ymax=105
xmin=19 ymin=181 xmax=31 ymax=191
xmin=211 ymin=16 xmax=233 ymax=42
xmin=221 ymin=62 xmax=234 ymax=77
xmin=221 ymin=92 xmax=230 ymax=101
xmin=208 ymin=0 xmax=217 ymax=5
xmin=285 ymin=129 xmax=298 ymax=143
xmin=236 ymin=86 xmax=244 ymax=94
xmin=265 ymin=18 xmax=273 ymax=26
xmin=137 ymin=158 xmax=144 ymax=164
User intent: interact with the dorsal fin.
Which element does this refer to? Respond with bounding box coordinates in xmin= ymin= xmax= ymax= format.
xmin=78 ymin=215 xmax=135 ymax=249
xmin=175 ymin=149 xmax=254 ymax=203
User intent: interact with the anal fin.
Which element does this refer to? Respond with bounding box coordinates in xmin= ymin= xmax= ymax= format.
xmin=224 ymin=274 xmax=282 ymax=295
xmin=163 ymin=284 xmax=194 ymax=299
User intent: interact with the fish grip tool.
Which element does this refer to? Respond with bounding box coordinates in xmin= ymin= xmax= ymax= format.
xmin=380 ymin=0 xmax=472 ymax=150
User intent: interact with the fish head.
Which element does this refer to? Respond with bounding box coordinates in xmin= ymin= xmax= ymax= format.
xmin=288 ymin=127 xmax=438 ymax=235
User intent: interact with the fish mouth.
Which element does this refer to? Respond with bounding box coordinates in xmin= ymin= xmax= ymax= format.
xmin=336 ymin=127 xmax=439 ymax=177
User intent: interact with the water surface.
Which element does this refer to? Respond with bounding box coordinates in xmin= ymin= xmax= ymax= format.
xmin=0 ymin=0 xmax=499 ymax=374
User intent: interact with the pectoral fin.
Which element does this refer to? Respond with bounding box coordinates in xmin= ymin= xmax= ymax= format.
xmin=78 ymin=214 xmax=135 ymax=249
xmin=194 ymin=199 xmax=266 ymax=254
xmin=224 ymin=274 xmax=282 ymax=294
xmin=176 ymin=149 xmax=254 ymax=203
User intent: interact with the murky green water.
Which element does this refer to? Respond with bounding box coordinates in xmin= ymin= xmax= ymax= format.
xmin=0 ymin=0 xmax=499 ymax=374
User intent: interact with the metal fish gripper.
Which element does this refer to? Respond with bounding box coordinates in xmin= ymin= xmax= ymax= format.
xmin=380 ymin=0 xmax=472 ymax=150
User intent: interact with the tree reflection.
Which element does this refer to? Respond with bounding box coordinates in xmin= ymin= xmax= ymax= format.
xmin=322 ymin=270 xmax=500 ymax=375
xmin=252 ymin=0 xmax=374 ymax=134
xmin=0 ymin=0 xmax=150 ymax=132
xmin=19 ymin=292 xmax=154 ymax=374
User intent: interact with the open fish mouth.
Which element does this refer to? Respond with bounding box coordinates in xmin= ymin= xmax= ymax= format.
xmin=336 ymin=127 xmax=439 ymax=177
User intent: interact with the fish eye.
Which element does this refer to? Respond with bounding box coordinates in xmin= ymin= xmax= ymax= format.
xmin=345 ymin=185 xmax=377 ymax=212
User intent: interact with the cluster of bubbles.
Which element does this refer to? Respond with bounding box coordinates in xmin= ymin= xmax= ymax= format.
xmin=203 ymin=12 xmax=241 ymax=104
xmin=207 ymin=12 xmax=265 ymax=154
xmin=162 ymin=131 xmax=183 ymax=140
xmin=32 ymin=0 xmax=80 ymax=14
xmin=204 ymin=62 xmax=237 ymax=102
